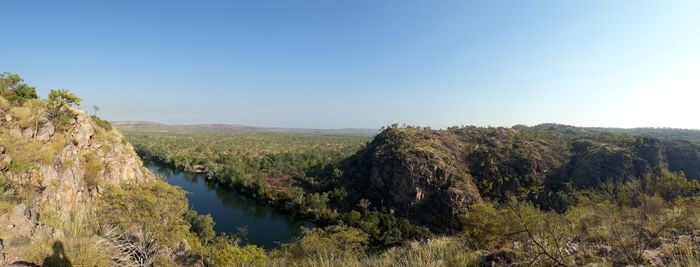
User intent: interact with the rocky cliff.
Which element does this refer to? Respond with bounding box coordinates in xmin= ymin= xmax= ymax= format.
xmin=341 ymin=126 xmax=700 ymax=231
xmin=0 ymin=97 xmax=154 ymax=264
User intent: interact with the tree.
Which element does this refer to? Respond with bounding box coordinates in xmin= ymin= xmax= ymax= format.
xmin=92 ymin=105 xmax=100 ymax=115
xmin=0 ymin=72 xmax=37 ymax=99
xmin=47 ymin=89 xmax=82 ymax=118
xmin=184 ymin=210 xmax=215 ymax=243
xmin=0 ymin=72 xmax=23 ymax=94
xmin=14 ymin=84 xmax=38 ymax=99
xmin=98 ymin=181 xmax=190 ymax=266
xmin=280 ymin=225 xmax=369 ymax=262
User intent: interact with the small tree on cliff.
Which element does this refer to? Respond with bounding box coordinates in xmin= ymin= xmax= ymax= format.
xmin=47 ymin=89 xmax=81 ymax=118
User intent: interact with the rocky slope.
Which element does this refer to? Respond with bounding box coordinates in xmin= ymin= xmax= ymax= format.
xmin=0 ymin=98 xmax=154 ymax=264
xmin=341 ymin=125 xmax=700 ymax=231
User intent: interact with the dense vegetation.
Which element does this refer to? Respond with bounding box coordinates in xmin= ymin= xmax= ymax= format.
xmin=121 ymin=121 xmax=700 ymax=265
xmin=120 ymin=126 xmax=433 ymax=250
xmin=7 ymin=72 xmax=700 ymax=265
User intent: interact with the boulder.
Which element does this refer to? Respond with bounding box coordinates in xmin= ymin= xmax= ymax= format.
xmin=35 ymin=121 xmax=55 ymax=142
xmin=72 ymin=113 xmax=94 ymax=148
xmin=642 ymin=250 xmax=665 ymax=267
xmin=0 ymin=154 xmax=11 ymax=171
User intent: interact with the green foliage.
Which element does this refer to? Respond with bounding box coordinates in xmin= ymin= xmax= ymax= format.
xmin=276 ymin=225 xmax=369 ymax=263
xmin=97 ymin=180 xmax=190 ymax=245
xmin=460 ymin=201 xmax=517 ymax=248
xmin=0 ymin=72 xmax=23 ymax=94
xmin=207 ymin=235 xmax=268 ymax=267
xmin=91 ymin=115 xmax=113 ymax=131
xmin=123 ymin=126 xmax=369 ymax=222
xmin=14 ymin=83 xmax=38 ymax=99
xmin=47 ymin=88 xmax=81 ymax=118
xmin=648 ymin=171 xmax=700 ymax=201
xmin=0 ymin=72 xmax=36 ymax=99
xmin=341 ymin=209 xmax=431 ymax=249
xmin=184 ymin=209 xmax=216 ymax=243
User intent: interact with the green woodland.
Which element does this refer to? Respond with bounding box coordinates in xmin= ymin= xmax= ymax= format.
xmin=4 ymin=72 xmax=700 ymax=266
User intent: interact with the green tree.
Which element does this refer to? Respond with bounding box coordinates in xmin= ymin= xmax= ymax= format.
xmin=207 ymin=235 xmax=267 ymax=266
xmin=184 ymin=210 xmax=216 ymax=243
xmin=0 ymin=72 xmax=23 ymax=94
xmin=13 ymin=84 xmax=38 ymax=99
xmin=47 ymin=89 xmax=82 ymax=118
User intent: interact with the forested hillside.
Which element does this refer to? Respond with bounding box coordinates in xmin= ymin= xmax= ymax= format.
xmin=123 ymin=119 xmax=700 ymax=266
xmin=338 ymin=125 xmax=700 ymax=229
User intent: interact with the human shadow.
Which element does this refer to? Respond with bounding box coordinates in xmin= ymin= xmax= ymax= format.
xmin=42 ymin=241 xmax=72 ymax=267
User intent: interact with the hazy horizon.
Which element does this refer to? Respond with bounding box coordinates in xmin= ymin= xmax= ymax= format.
xmin=2 ymin=1 xmax=699 ymax=129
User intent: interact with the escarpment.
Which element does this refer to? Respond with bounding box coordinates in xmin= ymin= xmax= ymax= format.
xmin=342 ymin=125 xmax=700 ymax=231
xmin=0 ymin=105 xmax=153 ymax=216
xmin=0 ymin=97 xmax=154 ymax=264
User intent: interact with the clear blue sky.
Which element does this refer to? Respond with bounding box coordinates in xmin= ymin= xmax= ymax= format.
xmin=2 ymin=1 xmax=699 ymax=129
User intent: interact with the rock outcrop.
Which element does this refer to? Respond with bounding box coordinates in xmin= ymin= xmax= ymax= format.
xmin=1 ymin=110 xmax=153 ymax=218
xmin=342 ymin=126 xmax=700 ymax=231
xmin=0 ymin=102 xmax=154 ymax=264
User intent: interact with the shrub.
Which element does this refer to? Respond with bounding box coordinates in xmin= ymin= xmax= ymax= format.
xmin=649 ymin=171 xmax=700 ymax=201
xmin=184 ymin=210 xmax=215 ymax=243
xmin=14 ymin=84 xmax=38 ymax=99
xmin=277 ymin=225 xmax=369 ymax=263
xmin=98 ymin=181 xmax=192 ymax=265
xmin=207 ymin=235 xmax=267 ymax=267
xmin=91 ymin=115 xmax=112 ymax=131
xmin=47 ymin=89 xmax=81 ymax=119
xmin=83 ymin=151 xmax=102 ymax=190
xmin=0 ymin=96 xmax=9 ymax=111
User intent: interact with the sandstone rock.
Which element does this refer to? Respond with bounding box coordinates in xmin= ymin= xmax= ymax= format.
xmin=642 ymin=250 xmax=665 ymax=267
xmin=72 ymin=113 xmax=94 ymax=148
xmin=35 ymin=121 xmax=55 ymax=142
xmin=175 ymin=239 xmax=192 ymax=255
xmin=20 ymin=128 xmax=34 ymax=139
xmin=0 ymin=154 xmax=11 ymax=171
xmin=8 ymin=128 xmax=21 ymax=139
xmin=4 ymin=114 xmax=11 ymax=122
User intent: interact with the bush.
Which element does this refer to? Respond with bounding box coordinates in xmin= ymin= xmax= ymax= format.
xmin=276 ymin=225 xmax=369 ymax=263
xmin=91 ymin=115 xmax=112 ymax=131
xmin=184 ymin=210 xmax=215 ymax=243
xmin=14 ymin=84 xmax=38 ymax=99
xmin=97 ymin=181 xmax=192 ymax=265
xmin=649 ymin=171 xmax=700 ymax=201
xmin=207 ymin=235 xmax=267 ymax=267
xmin=83 ymin=151 xmax=102 ymax=190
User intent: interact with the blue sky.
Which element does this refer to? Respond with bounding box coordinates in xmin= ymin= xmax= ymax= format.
xmin=2 ymin=1 xmax=699 ymax=129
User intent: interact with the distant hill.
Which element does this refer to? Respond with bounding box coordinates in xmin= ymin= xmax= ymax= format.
xmin=112 ymin=121 xmax=379 ymax=136
xmin=528 ymin=123 xmax=700 ymax=143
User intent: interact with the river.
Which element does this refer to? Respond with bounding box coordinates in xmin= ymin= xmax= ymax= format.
xmin=144 ymin=161 xmax=309 ymax=249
